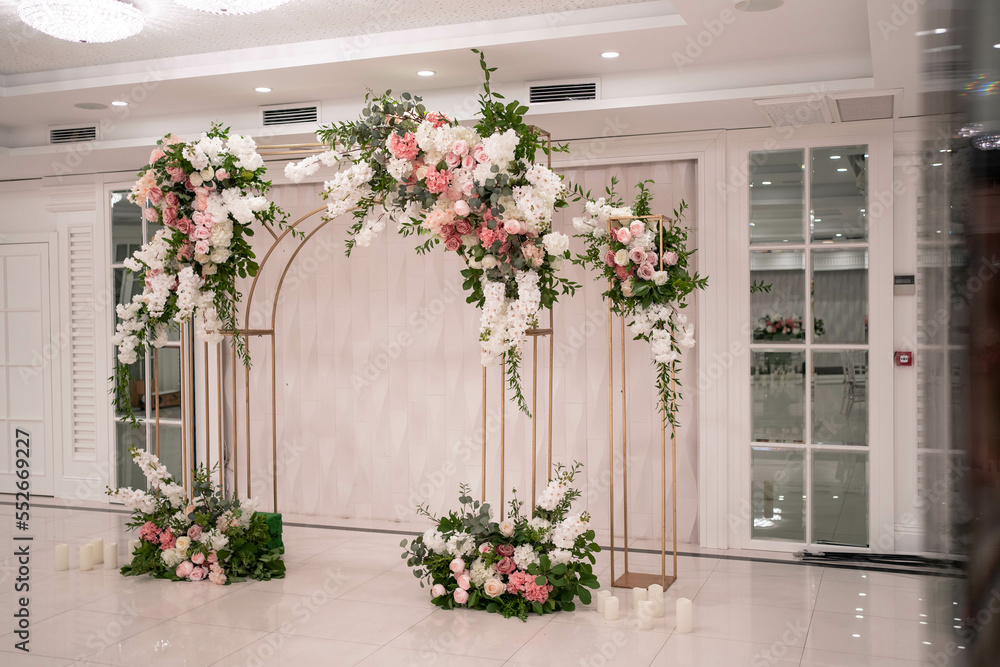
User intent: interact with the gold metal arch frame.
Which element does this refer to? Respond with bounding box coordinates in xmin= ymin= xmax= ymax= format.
xmin=607 ymin=214 xmax=678 ymax=591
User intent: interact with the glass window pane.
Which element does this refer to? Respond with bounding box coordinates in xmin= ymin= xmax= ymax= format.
xmin=155 ymin=423 xmax=184 ymax=483
xmin=153 ymin=346 xmax=183 ymax=421
xmin=752 ymin=350 xmax=806 ymax=443
xmin=812 ymin=451 xmax=868 ymax=547
xmin=812 ymin=249 xmax=868 ymax=343
xmin=752 ymin=250 xmax=805 ymax=342
xmin=812 ymin=350 xmax=868 ymax=446
xmin=750 ymin=149 xmax=805 ymax=244
xmin=115 ymin=422 xmax=147 ymax=490
xmin=751 ymin=447 xmax=805 ymax=542
xmin=111 ymin=190 xmax=143 ymax=262
xmin=811 ymin=145 xmax=868 ymax=242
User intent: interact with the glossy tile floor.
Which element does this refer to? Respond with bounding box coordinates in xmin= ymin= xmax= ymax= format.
xmin=0 ymin=503 xmax=966 ymax=666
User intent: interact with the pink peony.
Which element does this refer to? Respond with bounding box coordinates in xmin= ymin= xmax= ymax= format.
xmin=496 ymin=556 xmax=516 ymax=575
xmin=663 ymin=251 xmax=679 ymax=265
xmin=630 ymin=220 xmax=645 ymax=236
xmin=191 ymin=552 xmax=206 ymax=565
xmin=456 ymin=573 xmax=471 ymax=590
xmin=478 ymin=543 xmax=492 ymax=555
xmin=629 ymin=248 xmax=646 ymax=264
xmin=139 ymin=521 xmax=160 ymax=544
xmin=195 ymin=240 xmax=210 ymax=255
xmin=452 ymin=139 xmax=469 ymax=156
xmin=444 ymin=152 xmax=461 ymax=168
xmin=615 ymin=227 xmax=632 ymax=244
xmin=194 ymin=195 xmax=208 ymax=212
xmin=453 ymin=200 xmax=471 ymax=217
xmin=159 ymin=528 xmax=176 ymax=550
xmin=387 ymin=132 xmax=419 ymax=161
xmin=462 ymin=179 xmax=475 ymax=195
xmin=176 ymin=561 xmax=194 ymax=578
xmin=208 ymin=569 xmax=227 ymax=585
xmin=187 ymin=524 xmax=203 ymax=541
xmin=423 ymin=166 xmax=453 ymax=194
xmin=189 ymin=566 xmax=206 ymax=582
xmin=603 ymin=250 xmax=617 ymax=267
xmin=455 ymin=219 xmax=472 ymax=235
xmin=167 ymin=167 xmax=186 ymax=183
xmin=449 ymin=557 xmax=465 ymax=574
xmin=425 ymin=111 xmax=450 ymax=128
xmin=444 ymin=236 xmax=462 ymax=252
xmin=637 ymin=263 xmax=655 ymax=280
xmin=453 ymin=588 xmax=469 ymax=604
xmin=523 ymin=578 xmax=554 ymax=604
xmin=431 ymin=583 xmax=447 ymax=597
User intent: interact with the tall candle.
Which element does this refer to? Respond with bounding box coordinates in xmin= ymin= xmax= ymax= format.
xmin=632 ymin=587 xmax=647 ymax=609
xmin=604 ymin=596 xmax=620 ymax=621
xmin=676 ymin=597 xmax=693 ymax=633
xmin=596 ymin=590 xmax=612 ymax=614
xmin=79 ymin=544 xmax=93 ymax=572
xmin=54 ymin=544 xmax=69 ymax=571
xmin=91 ymin=538 xmax=104 ymax=565
xmin=648 ymin=584 xmax=664 ymax=617
xmin=104 ymin=542 xmax=118 ymax=569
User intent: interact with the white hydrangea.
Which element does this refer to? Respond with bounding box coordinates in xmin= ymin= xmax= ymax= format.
xmin=422 ymin=529 xmax=447 ymax=554
xmin=542 ymin=231 xmax=570 ymax=257
xmin=469 ymin=558 xmax=496 ymax=587
xmin=528 ymin=516 xmax=552 ymax=533
xmin=446 ymin=533 xmax=476 ymax=558
xmin=547 ymin=549 xmax=574 ymax=566
xmin=551 ymin=514 xmax=589 ymax=549
xmin=513 ymin=544 xmax=539 ymax=569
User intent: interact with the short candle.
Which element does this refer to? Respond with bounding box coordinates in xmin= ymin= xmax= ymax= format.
xmin=596 ymin=589 xmax=612 ymax=614
xmin=604 ymin=595 xmax=620 ymax=621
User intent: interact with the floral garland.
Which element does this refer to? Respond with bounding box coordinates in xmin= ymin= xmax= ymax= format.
xmin=401 ymin=462 xmax=600 ymax=621
xmin=112 ymin=124 xmax=289 ymax=423
xmin=284 ymin=51 xmax=578 ymax=415
xmin=107 ymin=448 xmax=285 ymax=584
xmin=573 ymin=179 xmax=708 ymax=425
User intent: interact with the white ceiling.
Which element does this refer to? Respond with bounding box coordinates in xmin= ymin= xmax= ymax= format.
xmin=0 ymin=0 xmax=926 ymax=181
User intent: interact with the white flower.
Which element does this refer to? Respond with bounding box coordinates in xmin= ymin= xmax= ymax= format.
xmin=161 ymin=548 xmax=185 ymax=568
xmin=551 ymin=514 xmax=589 ymax=549
xmin=446 ymin=533 xmax=475 ymax=558
xmin=499 ymin=519 xmax=515 ymax=537
xmin=653 ymin=271 xmax=669 ymax=286
xmin=614 ymin=249 xmax=629 ymax=266
xmin=470 ymin=558 xmax=496 ymax=587
xmin=205 ymin=529 xmax=229 ymax=552
xmin=481 ymin=255 xmax=499 ymax=270
xmin=537 ymin=479 xmax=569 ymax=512
xmin=513 ymin=544 xmax=539 ymax=569
xmin=548 ymin=549 xmax=574 ymax=566
xmin=528 ymin=516 xmax=552 ymax=533
xmin=572 ymin=217 xmax=595 ymax=234
xmin=542 ymin=231 xmax=570 ymax=257
xmin=422 ymin=529 xmax=447 ymax=554
xmin=483 ymin=577 xmax=506 ymax=598
xmin=159 ymin=482 xmax=186 ymax=508
xmin=175 ymin=536 xmax=192 ymax=553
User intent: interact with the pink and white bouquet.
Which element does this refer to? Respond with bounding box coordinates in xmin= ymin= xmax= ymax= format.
xmin=112 ymin=123 xmax=288 ymax=423
xmin=284 ymin=51 xmax=578 ymax=415
xmin=108 ymin=448 xmax=285 ymax=584
xmin=573 ymin=180 xmax=707 ymax=424
xmin=401 ymin=462 xmax=600 ymax=621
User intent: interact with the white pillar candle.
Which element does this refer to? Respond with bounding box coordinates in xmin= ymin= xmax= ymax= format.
xmin=104 ymin=543 xmax=118 ymax=569
xmin=676 ymin=597 xmax=693 ymax=633
xmin=637 ymin=601 xmax=655 ymax=630
xmin=91 ymin=538 xmax=104 ymax=565
xmin=79 ymin=544 xmax=93 ymax=572
xmin=54 ymin=544 xmax=69 ymax=571
xmin=647 ymin=584 xmax=665 ymax=617
xmin=632 ymin=587 xmax=647 ymax=609
xmin=128 ymin=539 xmax=140 ymax=557
xmin=603 ymin=596 xmax=620 ymax=621
xmin=596 ymin=590 xmax=612 ymax=614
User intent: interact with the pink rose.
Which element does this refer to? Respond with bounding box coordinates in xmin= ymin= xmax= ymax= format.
xmin=462 ymin=155 xmax=476 ymax=170
xmin=162 ymin=207 xmax=178 ymax=227
xmin=453 ymin=588 xmax=469 ymax=605
xmin=187 ymin=524 xmax=203 ymax=541
xmin=473 ymin=145 xmax=489 ymax=164
xmin=629 ymin=220 xmax=645 ymax=236
xmin=431 ymin=584 xmax=447 ymax=597
xmin=194 ymin=195 xmax=208 ymax=212
xmin=207 ymin=551 xmax=218 ymax=564
xmin=478 ymin=543 xmax=492 ymax=555
xmin=176 ymin=561 xmax=194 ymax=578
xmin=165 ymin=192 xmax=180 ymax=207
xmin=503 ymin=219 xmax=523 ymax=235
xmin=449 ymin=557 xmax=465 ymax=574
xmin=208 ymin=569 xmax=227 ymax=585
xmin=176 ymin=241 xmax=193 ymax=261
xmin=147 ymin=187 xmax=163 ymax=204
xmin=663 ymin=251 xmax=679 ymax=266
xmin=495 ymin=557 xmax=516 ymax=575
xmin=603 ymin=250 xmax=617 ymax=267
xmin=453 ymin=200 xmax=471 ymax=217
xmin=614 ymin=265 xmax=631 ymax=281
xmin=149 ymin=148 xmax=165 ymax=163
xmin=456 ymin=573 xmax=471 ymax=590
xmin=637 ymin=263 xmax=655 ymax=280
xmin=452 ymin=139 xmax=469 ymax=156
xmin=184 ymin=179 xmax=196 ymax=192
xmin=215 ymin=168 xmax=229 ymax=181
xmin=629 ymin=248 xmax=645 ymax=264
xmin=167 ymin=167 xmax=186 ymax=183
xmin=646 ymin=251 xmax=658 ymax=265
xmin=444 ymin=236 xmax=462 ymax=252
xmin=444 ymin=152 xmax=461 ymax=168
xmin=615 ymin=227 xmax=632 ymax=244
xmin=192 ymin=226 xmax=211 ymax=240
xmin=191 ymin=552 xmax=206 ymax=565
xmin=462 ymin=180 xmax=474 ymax=196
xmin=455 ymin=219 xmax=473 ymax=235
xmin=189 ymin=566 xmax=206 ymax=582
xmin=177 ymin=218 xmax=193 ymax=235
xmin=143 ymin=207 xmax=159 ymax=223
xmin=194 ymin=240 xmax=210 ymax=255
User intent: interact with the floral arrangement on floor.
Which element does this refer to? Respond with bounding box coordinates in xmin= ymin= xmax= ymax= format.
xmin=112 ymin=123 xmax=290 ymax=423
xmin=753 ymin=315 xmax=826 ymax=340
xmin=284 ymin=50 xmax=578 ymax=415
xmin=401 ymin=462 xmax=600 ymax=621
xmin=572 ymin=179 xmax=708 ymax=424
xmin=107 ymin=448 xmax=285 ymax=585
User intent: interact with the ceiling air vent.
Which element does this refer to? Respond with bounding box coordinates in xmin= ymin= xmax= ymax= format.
xmin=261 ymin=102 xmax=319 ymax=127
xmin=49 ymin=126 xmax=97 ymax=144
xmin=529 ymin=79 xmax=599 ymax=104
xmin=755 ymin=96 xmax=833 ymax=127
xmin=834 ymin=95 xmax=895 ymax=122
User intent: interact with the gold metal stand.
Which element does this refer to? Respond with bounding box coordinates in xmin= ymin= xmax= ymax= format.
xmin=606 ymin=214 xmax=678 ymax=591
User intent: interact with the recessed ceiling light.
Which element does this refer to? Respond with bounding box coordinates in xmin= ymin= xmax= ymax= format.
xmin=601 ymin=51 xmax=620 ymax=59
xmin=830 ymin=155 xmax=841 ymax=159
xmin=761 ymin=181 xmax=771 ymax=185
xmin=111 ymin=100 xmax=128 ymax=107
xmin=17 ymin=0 xmax=144 ymax=43
xmin=74 ymin=102 xmax=108 ymax=110
xmin=995 ymin=43 xmax=1000 ymax=49
xmin=837 ymin=168 xmax=848 ymax=172
xmin=735 ymin=0 xmax=783 ymax=11
xmin=417 ymin=70 xmax=435 ymax=77
xmin=254 ymin=87 xmax=272 ymax=93
xmin=932 ymin=162 xmax=943 ymax=167
xmin=916 ymin=28 xmax=948 ymax=36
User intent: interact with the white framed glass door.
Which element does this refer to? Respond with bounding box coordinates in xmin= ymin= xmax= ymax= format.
xmin=742 ymin=140 xmax=888 ymax=551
